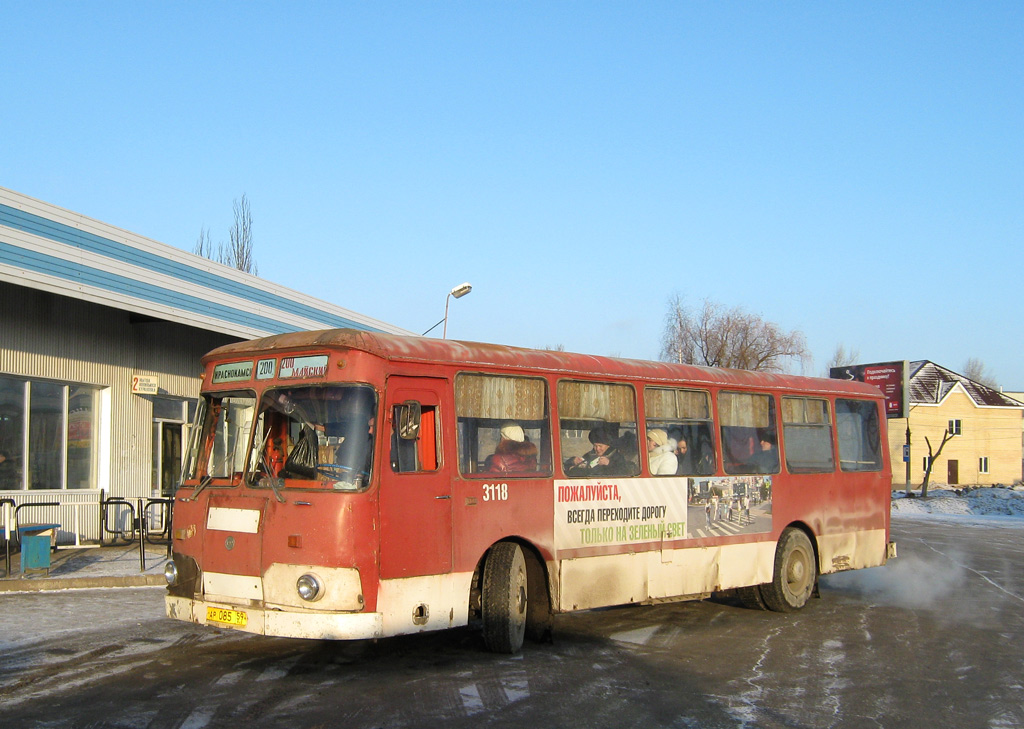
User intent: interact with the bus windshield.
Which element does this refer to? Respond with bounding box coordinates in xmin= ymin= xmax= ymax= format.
xmin=184 ymin=394 xmax=257 ymax=482
xmin=249 ymin=384 xmax=377 ymax=492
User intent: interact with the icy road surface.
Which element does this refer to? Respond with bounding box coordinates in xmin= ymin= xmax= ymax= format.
xmin=1 ymin=513 xmax=1022 ymax=728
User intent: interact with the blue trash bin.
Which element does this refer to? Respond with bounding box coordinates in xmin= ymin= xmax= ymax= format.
xmin=21 ymin=534 xmax=52 ymax=574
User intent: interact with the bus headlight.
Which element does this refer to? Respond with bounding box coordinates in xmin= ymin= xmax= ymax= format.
xmin=164 ymin=561 xmax=179 ymax=586
xmin=296 ymin=573 xmax=324 ymax=602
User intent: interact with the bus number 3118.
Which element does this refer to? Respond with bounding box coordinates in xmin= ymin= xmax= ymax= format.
xmin=482 ymin=483 xmax=508 ymax=502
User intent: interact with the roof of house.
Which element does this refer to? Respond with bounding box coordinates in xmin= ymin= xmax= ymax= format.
xmin=0 ymin=187 xmax=412 ymax=340
xmin=909 ymin=360 xmax=1023 ymax=408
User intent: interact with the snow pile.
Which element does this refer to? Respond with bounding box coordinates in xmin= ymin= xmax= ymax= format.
xmin=891 ymin=484 xmax=1024 ymax=519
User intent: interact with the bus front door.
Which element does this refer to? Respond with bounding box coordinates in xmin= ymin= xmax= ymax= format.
xmin=379 ymin=377 xmax=453 ymax=579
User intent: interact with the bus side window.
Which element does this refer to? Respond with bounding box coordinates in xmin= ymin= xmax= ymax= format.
xmin=719 ymin=392 xmax=779 ymax=475
xmin=391 ymin=403 xmax=438 ymax=473
xmin=644 ymin=387 xmax=717 ymax=476
xmin=836 ymin=399 xmax=883 ymax=472
xmin=558 ymin=380 xmax=640 ymax=478
xmin=454 ymin=374 xmax=552 ymax=477
xmin=782 ymin=397 xmax=834 ymax=473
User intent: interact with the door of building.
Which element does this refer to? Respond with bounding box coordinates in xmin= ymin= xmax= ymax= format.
xmin=947 ymin=459 xmax=959 ymax=485
xmin=152 ymin=397 xmax=195 ymax=497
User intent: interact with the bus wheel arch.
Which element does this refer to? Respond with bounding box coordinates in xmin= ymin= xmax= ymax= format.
xmin=760 ymin=524 xmax=818 ymax=612
xmin=478 ymin=539 xmax=552 ymax=653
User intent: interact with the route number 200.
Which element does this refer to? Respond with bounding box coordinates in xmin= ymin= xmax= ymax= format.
xmin=482 ymin=483 xmax=508 ymax=502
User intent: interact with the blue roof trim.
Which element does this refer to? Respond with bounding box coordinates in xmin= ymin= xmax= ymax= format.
xmin=0 ymin=203 xmax=382 ymax=332
xmin=0 ymin=240 xmax=373 ymax=334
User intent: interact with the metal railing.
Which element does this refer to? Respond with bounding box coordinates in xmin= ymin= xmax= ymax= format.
xmin=100 ymin=492 xmax=174 ymax=571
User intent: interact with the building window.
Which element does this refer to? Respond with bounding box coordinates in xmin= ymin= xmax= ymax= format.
xmin=0 ymin=374 xmax=103 ymax=490
xmin=948 ymin=419 xmax=962 ymax=436
xmin=923 ymin=456 xmax=932 ymax=471
xmin=979 ymin=457 xmax=989 ymax=474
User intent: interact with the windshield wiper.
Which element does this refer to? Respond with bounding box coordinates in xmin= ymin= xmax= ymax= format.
xmin=184 ymin=475 xmax=212 ymax=502
xmin=265 ymin=476 xmax=286 ymax=503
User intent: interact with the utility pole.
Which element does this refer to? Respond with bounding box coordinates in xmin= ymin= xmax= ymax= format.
xmin=905 ymin=425 xmax=912 ymax=496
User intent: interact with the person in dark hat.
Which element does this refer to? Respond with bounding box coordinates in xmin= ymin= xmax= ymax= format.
xmin=746 ymin=430 xmax=779 ymax=474
xmin=564 ymin=426 xmax=630 ymax=477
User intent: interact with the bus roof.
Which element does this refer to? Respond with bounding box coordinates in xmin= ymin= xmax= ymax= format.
xmin=205 ymin=328 xmax=883 ymax=399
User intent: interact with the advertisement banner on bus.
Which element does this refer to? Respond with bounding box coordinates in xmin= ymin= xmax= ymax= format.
xmin=554 ymin=475 xmax=773 ymax=552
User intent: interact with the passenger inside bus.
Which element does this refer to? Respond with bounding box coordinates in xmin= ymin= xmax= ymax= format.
xmin=646 ymin=428 xmax=677 ymax=475
xmin=564 ymin=426 xmax=631 ymax=477
xmin=484 ymin=423 xmax=539 ymax=473
xmin=746 ymin=431 xmax=779 ymax=474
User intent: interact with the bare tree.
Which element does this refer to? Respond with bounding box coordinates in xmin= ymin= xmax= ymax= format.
xmin=192 ymin=194 xmax=258 ymax=275
xmin=825 ymin=343 xmax=861 ymax=375
xmin=921 ymin=427 xmax=955 ymax=498
xmin=660 ymin=295 xmax=810 ymax=372
xmin=193 ymin=226 xmax=214 ymax=258
xmin=962 ymin=357 xmax=998 ymax=389
xmin=222 ymin=194 xmax=257 ymax=275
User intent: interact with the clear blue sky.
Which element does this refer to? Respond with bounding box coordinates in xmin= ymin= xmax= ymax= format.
xmin=4 ymin=3 xmax=1022 ymax=386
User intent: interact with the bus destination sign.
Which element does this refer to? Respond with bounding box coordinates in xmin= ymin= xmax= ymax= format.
xmin=280 ymin=355 xmax=329 ymax=380
xmin=212 ymin=361 xmax=254 ymax=384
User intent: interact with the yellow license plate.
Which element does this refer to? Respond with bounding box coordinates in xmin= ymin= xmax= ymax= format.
xmin=206 ymin=606 xmax=248 ymax=627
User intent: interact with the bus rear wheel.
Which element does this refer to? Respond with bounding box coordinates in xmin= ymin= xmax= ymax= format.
xmin=761 ymin=528 xmax=816 ymax=612
xmin=482 ymin=542 xmax=528 ymax=654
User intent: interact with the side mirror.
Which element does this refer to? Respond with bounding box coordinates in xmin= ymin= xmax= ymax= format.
xmin=397 ymin=401 xmax=421 ymax=440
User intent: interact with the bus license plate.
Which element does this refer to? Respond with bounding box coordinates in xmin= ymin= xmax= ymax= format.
xmin=207 ymin=607 xmax=248 ymax=627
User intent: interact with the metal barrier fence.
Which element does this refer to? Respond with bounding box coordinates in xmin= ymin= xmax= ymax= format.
xmin=0 ymin=491 xmax=174 ymax=575
xmin=100 ymin=492 xmax=174 ymax=570
xmin=0 ymin=490 xmax=102 ymax=545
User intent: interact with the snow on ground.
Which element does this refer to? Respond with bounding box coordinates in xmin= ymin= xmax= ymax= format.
xmin=891 ymin=483 xmax=1024 ymax=523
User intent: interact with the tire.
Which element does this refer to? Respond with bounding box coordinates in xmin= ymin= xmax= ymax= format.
xmin=482 ymin=542 xmax=528 ymax=654
xmin=737 ymin=585 xmax=768 ymax=610
xmin=761 ymin=528 xmax=816 ymax=613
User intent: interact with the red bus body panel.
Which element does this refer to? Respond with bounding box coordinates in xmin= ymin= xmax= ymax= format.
xmin=166 ymin=329 xmax=891 ymax=641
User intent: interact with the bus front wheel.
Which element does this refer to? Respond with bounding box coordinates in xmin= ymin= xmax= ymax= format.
xmin=482 ymin=542 xmax=528 ymax=653
xmin=761 ymin=528 xmax=816 ymax=612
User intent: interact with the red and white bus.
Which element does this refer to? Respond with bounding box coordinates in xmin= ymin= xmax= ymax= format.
xmin=165 ymin=329 xmax=894 ymax=652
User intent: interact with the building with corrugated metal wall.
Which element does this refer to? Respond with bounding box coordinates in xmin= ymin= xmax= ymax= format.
xmin=0 ymin=187 xmax=410 ymax=543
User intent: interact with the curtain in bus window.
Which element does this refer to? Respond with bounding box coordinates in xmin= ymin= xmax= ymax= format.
xmin=455 ymin=374 xmax=550 ymax=476
xmin=836 ymin=399 xmax=883 ymax=472
xmin=558 ymin=381 xmax=639 ymax=478
xmin=782 ymin=397 xmax=834 ymax=473
xmin=719 ymin=392 xmax=778 ymax=475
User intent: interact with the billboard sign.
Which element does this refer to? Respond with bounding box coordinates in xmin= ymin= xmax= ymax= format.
xmin=830 ymin=360 xmax=909 ymax=419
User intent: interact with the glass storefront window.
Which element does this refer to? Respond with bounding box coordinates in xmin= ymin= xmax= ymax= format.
xmin=67 ymin=386 xmax=99 ymax=489
xmin=0 ymin=377 xmax=26 ymax=491
xmin=30 ymin=381 xmax=65 ymax=490
xmin=0 ymin=374 xmax=102 ymax=490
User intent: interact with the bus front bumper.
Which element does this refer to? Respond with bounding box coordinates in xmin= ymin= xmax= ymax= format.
xmin=165 ymin=595 xmax=384 ymax=641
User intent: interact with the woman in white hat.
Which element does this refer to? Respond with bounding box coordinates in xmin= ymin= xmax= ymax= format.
xmin=646 ymin=428 xmax=678 ymax=475
xmin=484 ymin=423 xmax=539 ymax=473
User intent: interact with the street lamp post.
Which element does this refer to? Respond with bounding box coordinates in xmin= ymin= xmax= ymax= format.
xmin=422 ymin=282 xmax=473 ymax=338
